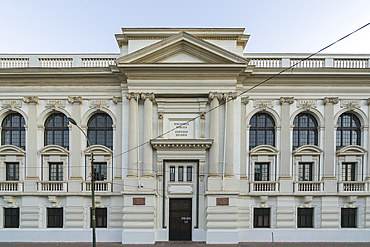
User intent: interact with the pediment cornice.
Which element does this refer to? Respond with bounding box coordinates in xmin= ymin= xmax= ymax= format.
xmin=116 ymin=32 xmax=248 ymax=65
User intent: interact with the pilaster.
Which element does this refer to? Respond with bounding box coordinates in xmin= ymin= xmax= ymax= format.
xmin=323 ymin=97 xmax=339 ymax=192
xmin=67 ymin=96 xmax=83 ymax=192
xmin=279 ymin=97 xmax=294 ymax=192
xmin=23 ymin=96 xmax=39 ymax=192
xmin=113 ymin=96 xmax=123 ymax=192
xmin=141 ymin=93 xmax=155 ymax=177
xmin=225 ymin=92 xmax=237 ymax=177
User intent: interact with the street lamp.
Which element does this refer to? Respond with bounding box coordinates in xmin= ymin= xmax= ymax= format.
xmin=68 ymin=117 xmax=96 ymax=247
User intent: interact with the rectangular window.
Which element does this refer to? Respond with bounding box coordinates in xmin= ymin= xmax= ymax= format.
xmin=187 ymin=167 xmax=192 ymax=181
xmin=341 ymin=208 xmax=357 ymax=228
xmin=254 ymin=163 xmax=269 ymax=181
xmin=6 ymin=162 xmax=19 ymax=181
xmin=93 ymin=163 xmax=107 ymax=181
xmin=178 ymin=166 xmax=183 ymax=181
xmin=298 ymin=163 xmax=312 ymax=181
xmin=47 ymin=207 xmax=63 ymax=228
xmin=254 ymin=208 xmax=270 ymax=228
xmin=4 ymin=208 xmax=19 ymax=228
xmin=91 ymin=208 xmax=107 ymax=228
xmin=49 ymin=162 xmax=63 ymax=181
xmin=342 ymin=163 xmax=355 ymax=181
xmin=297 ymin=208 xmax=314 ymax=228
xmin=170 ymin=166 xmax=175 ymax=181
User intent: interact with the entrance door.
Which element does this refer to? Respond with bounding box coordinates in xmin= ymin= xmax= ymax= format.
xmin=169 ymin=198 xmax=192 ymax=241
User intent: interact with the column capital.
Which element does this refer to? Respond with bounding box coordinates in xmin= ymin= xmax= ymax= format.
xmin=141 ymin=92 xmax=155 ymax=101
xmin=323 ymin=97 xmax=339 ymax=105
xmin=367 ymin=98 xmax=370 ymax=105
xmin=67 ymin=96 xmax=83 ymax=104
xmin=209 ymin=92 xmax=224 ymax=100
xmin=125 ymin=92 xmax=140 ymax=100
xmin=112 ymin=96 xmax=122 ymax=104
xmin=241 ymin=96 xmax=250 ymax=105
xmin=279 ymin=97 xmax=294 ymax=105
xmin=23 ymin=96 xmax=39 ymax=104
xmin=224 ymin=92 xmax=237 ymax=100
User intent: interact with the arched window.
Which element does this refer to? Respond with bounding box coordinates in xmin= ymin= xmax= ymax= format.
xmin=336 ymin=113 xmax=361 ymax=150
xmin=87 ymin=113 xmax=113 ymax=149
xmin=249 ymin=113 xmax=275 ymax=150
xmin=44 ymin=113 xmax=69 ymax=149
xmin=1 ymin=113 xmax=26 ymax=150
xmin=293 ymin=113 xmax=318 ymax=150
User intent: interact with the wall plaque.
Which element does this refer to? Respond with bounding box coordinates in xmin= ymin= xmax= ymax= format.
xmin=216 ymin=198 xmax=229 ymax=206
xmin=133 ymin=198 xmax=145 ymax=205
xmin=169 ymin=120 xmax=194 ymax=139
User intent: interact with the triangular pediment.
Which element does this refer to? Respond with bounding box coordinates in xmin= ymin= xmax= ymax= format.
xmin=116 ymin=32 xmax=248 ymax=64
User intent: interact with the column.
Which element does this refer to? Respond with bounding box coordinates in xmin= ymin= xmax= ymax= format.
xmin=323 ymin=97 xmax=339 ymax=192
xmin=240 ymin=97 xmax=249 ymax=179
xmin=23 ymin=96 xmax=39 ymax=192
xmin=126 ymin=92 xmax=140 ymax=177
xmin=141 ymin=93 xmax=154 ymax=177
xmin=225 ymin=92 xmax=236 ymax=177
xmin=279 ymin=97 xmax=294 ymax=193
xmin=208 ymin=92 xmax=220 ymax=177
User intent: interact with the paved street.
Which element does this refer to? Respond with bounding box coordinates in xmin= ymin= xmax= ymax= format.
xmin=0 ymin=242 xmax=370 ymax=247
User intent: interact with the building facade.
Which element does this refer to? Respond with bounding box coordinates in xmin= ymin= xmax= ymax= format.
xmin=0 ymin=28 xmax=370 ymax=243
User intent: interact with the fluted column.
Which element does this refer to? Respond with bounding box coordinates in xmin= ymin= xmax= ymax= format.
xmin=279 ymin=97 xmax=295 ymax=178
xmin=142 ymin=93 xmax=155 ymax=177
xmin=225 ymin=92 xmax=237 ymax=177
xmin=68 ymin=96 xmax=83 ymax=181
xmin=208 ymin=92 xmax=221 ymax=177
xmin=126 ymin=92 xmax=140 ymax=177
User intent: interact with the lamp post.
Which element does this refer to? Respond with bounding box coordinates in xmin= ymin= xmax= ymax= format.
xmin=68 ymin=117 xmax=96 ymax=247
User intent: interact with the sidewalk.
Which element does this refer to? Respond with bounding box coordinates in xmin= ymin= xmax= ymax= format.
xmin=1 ymin=242 xmax=370 ymax=247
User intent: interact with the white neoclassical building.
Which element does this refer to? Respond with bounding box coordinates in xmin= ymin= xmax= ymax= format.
xmin=1 ymin=28 xmax=370 ymax=244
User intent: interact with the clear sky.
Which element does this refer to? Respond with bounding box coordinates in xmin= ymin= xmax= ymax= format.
xmin=0 ymin=0 xmax=369 ymax=54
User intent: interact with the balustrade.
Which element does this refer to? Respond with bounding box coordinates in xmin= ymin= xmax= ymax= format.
xmin=0 ymin=58 xmax=29 ymax=68
xmin=334 ymin=59 xmax=368 ymax=68
xmin=251 ymin=181 xmax=279 ymax=192
xmin=295 ymin=181 xmax=323 ymax=192
xmin=0 ymin=182 xmax=22 ymax=191
xmin=38 ymin=182 xmax=66 ymax=191
xmin=39 ymin=58 xmax=73 ymax=68
xmin=248 ymin=58 xmax=281 ymax=68
xmin=338 ymin=181 xmax=367 ymax=192
xmin=83 ymin=181 xmax=111 ymax=192
xmin=290 ymin=58 xmax=324 ymax=68
xmin=82 ymin=58 xmax=115 ymax=67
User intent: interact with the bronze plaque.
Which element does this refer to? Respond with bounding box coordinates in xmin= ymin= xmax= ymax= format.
xmin=216 ymin=198 xmax=229 ymax=206
xmin=133 ymin=198 xmax=145 ymax=205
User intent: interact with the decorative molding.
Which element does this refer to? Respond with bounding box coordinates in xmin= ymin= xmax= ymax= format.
xmin=151 ymin=139 xmax=213 ymax=150
xmin=241 ymin=97 xmax=250 ymax=105
xmin=341 ymin=99 xmax=360 ymax=110
xmin=158 ymin=112 xmax=164 ymax=120
xmin=141 ymin=92 xmax=155 ymax=101
xmin=346 ymin=196 xmax=357 ymax=206
xmin=296 ymin=99 xmax=317 ymax=111
xmin=48 ymin=196 xmax=58 ymax=206
xmin=253 ymin=99 xmax=274 ymax=110
xmin=133 ymin=198 xmax=146 ymax=205
xmin=1 ymin=100 xmax=22 ymax=110
xmin=23 ymin=96 xmax=39 ymax=104
xmin=200 ymin=112 xmax=206 ymax=120
xmin=259 ymin=196 xmax=268 ymax=207
xmin=279 ymin=97 xmax=295 ymax=105
xmin=45 ymin=100 xmax=66 ymax=110
xmin=112 ymin=96 xmax=122 ymax=104
xmin=125 ymin=92 xmax=140 ymax=101
xmin=223 ymin=92 xmax=237 ymax=100
xmin=3 ymin=196 xmax=15 ymax=207
xmin=323 ymin=97 xmax=339 ymax=105
xmin=89 ymin=99 xmax=109 ymax=109
xmin=67 ymin=96 xmax=83 ymax=104
xmin=216 ymin=198 xmax=229 ymax=206
xmin=303 ymin=196 xmax=313 ymax=207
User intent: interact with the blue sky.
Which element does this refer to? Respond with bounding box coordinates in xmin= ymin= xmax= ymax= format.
xmin=0 ymin=0 xmax=369 ymax=54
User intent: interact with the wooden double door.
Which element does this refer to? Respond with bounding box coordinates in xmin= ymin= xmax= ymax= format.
xmin=169 ymin=198 xmax=192 ymax=241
